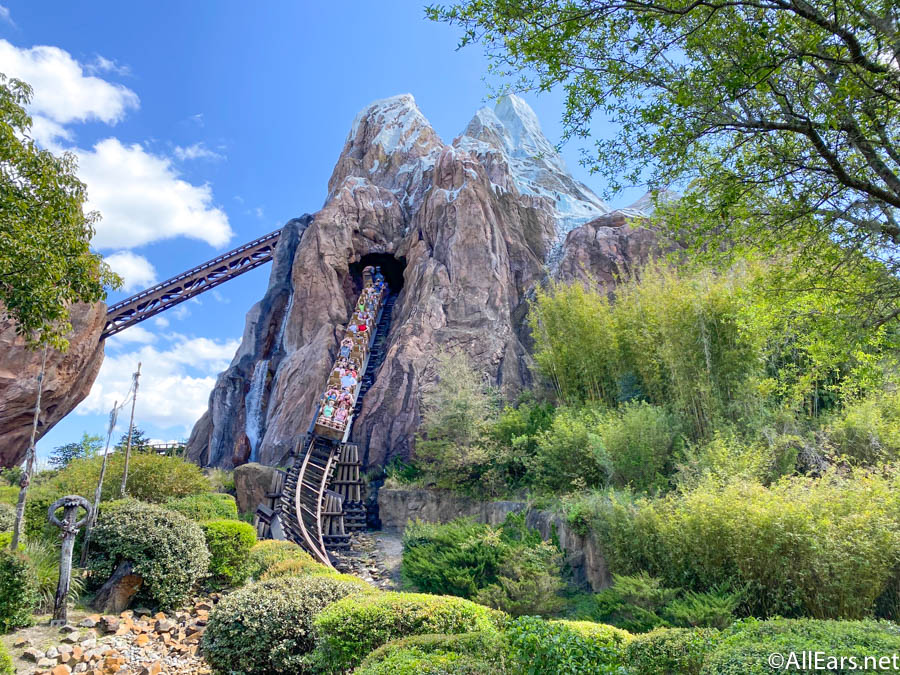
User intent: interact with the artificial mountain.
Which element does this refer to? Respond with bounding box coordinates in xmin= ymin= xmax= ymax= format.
xmin=186 ymin=94 xmax=662 ymax=470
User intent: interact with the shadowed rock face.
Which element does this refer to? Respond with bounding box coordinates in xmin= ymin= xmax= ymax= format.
xmin=187 ymin=94 xmax=663 ymax=470
xmin=0 ymin=302 xmax=106 ymax=467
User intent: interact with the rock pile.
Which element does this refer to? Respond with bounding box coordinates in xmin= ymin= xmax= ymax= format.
xmin=17 ymin=597 xmax=219 ymax=675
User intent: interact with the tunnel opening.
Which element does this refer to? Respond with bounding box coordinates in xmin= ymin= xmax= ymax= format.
xmin=349 ymin=253 xmax=406 ymax=296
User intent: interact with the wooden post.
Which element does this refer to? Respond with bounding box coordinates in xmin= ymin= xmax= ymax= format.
xmin=80 ymin=402 xmax=118 ymax=567
xmin=11 ymin=348 xmax=48 ymax=550
xmin=47 ymin=496 xmax=91 ymax=626
xmin=119 ymin=363 xmax=141 ymax=497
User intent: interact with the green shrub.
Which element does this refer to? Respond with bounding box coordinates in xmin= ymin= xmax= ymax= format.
xmin=0 ymin=503 xmax=14 ymax=531
xmin=202 ymin=575 xmax=370 ymax=674
xmin=603 ymin=402 xmax=682 ymax=493
xmin=200 ymin=520 xmax=256 ymax=589
xmin=550 ymin=620 xmax=632 ymax=645
xmin=532 ymin=406 xmax=611 ymax=492
xmin=626 ymin=627 xmax=720 ymax=675
xmin=825 ymin=390 xmax=900 ymax=465
xmin=245 ymin=539 xmax=313 ymax=579
xmin=663 ymin=587 xmax=741 ymax=630
xmin=313 ymin=591 xmax=505 ymax=672
xmin=88 ymin=499 xmax=210 ymax=609
xmin=356 ymin=632 xmax=508 ymax=675
xmin=401 ymin=518 xmax=507 ymax=597
xmin=0 ymin=640 xmax=12 ymax=674
xmin=473 ymin=539 xmax=566 ymax=617
xmin=166 ymin=493 xmax=238 ymax=521
xmin=504 ymin=615 xmax=627 ymax=674
xmin=25 ymin=540 xmax=85 ymax=612
xmin=26 ymin=453 xmax=210 ymax=540
xmin=703 ymin=618 xmax=900 ymax=674
xmin=260 ymin=557 xmax=335 ymax=580
xmin=401 ymin=514 xmax=566 ymax=613
xmin=0 ymin=486 xmax=17 ymax=507
xmin=0 ymin=548 xmax=38 ymax=631
xmin=588 ymin=470 xmax=900 ymax=619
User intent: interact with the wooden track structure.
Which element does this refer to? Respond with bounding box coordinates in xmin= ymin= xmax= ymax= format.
xmin=102 ymin=229 xmax=282 ymax=339
xmin=274 ymin=289 xmax=396 ymax=566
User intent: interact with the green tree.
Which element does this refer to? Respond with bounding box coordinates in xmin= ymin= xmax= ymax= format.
xmin=0 ymin=73 xmax=119 ymax=348
xmin=114 ymin=427 xmax=152 ymax=454
xmin=415 ymin=350 xmax=499 ymax=491
xmin=48 ymin=432 xmax=103 ymax=469
xmin=428 ymin=0 xmax=900 ymax=327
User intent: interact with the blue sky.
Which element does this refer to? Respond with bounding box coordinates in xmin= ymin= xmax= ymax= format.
xmin=0 ymin=2 xmax=633 ymax=461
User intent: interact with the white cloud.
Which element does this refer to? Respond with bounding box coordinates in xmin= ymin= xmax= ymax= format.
xmin=78 ymin=138 xmax=233 ymax=249
xmin=0 ymin=40 xmax=138 ymax=127
xmin=0 ymin=40 xmax=233 ymax=252
xmin=153 ymin=316 xmax=170 ymax=328
xmin=80 ymin=333 xmax=239 ymax=432
xmin=104 ymin=324 xmax=156 ymax=346
xmin=86 ymin=55 xmax=131 ymax=77
xmin=174 ymin=142 xmax=224 ymax=161
xmin=104 ymin=250 xmax=157 ymax=291
xmin=0 ymin=5 xmax=14 ymax=26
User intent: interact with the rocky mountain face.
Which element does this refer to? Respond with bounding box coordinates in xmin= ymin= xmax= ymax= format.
xmin=187 ymin=94 xmax=663 ymax=470
xmin=0 ymin=302 xmax=106 ymax=467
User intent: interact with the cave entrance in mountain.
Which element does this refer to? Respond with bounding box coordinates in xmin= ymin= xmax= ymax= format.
xmin=349 ymin=253 xmax=406 ymax=295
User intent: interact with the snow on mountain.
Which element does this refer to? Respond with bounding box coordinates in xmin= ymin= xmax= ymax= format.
xmin=457 ymin=95 xmax=610 ymax=245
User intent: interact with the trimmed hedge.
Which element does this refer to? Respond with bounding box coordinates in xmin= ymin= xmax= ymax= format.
xmin=200 ymin=520 xmax=256 ymax=589
xmin=202 ymin=575 xmax=371 ymax=674
xmin=260 ymin=557 xmax=335 ymax=580
xmin=313 ymin=591 xmax=506 ymax=672
xmin=505 ymin=616 xmax=628 ymax=674
xmin=0 ymin=548 xmax=38 ymax=632
xmin=356 ymin=632 xmax=508 ymax=675
xmin=702 ymin=618 xmax=900 ymax=674
xmin=626 ymin=627 xmax=720 ymax=675
xmin=166 ymin=493 xmax=238 ymax=522
xmin=245 ymin=539 xmax=313 ymax=579
xmin=88 ymin=499 xmax=210 ymax=609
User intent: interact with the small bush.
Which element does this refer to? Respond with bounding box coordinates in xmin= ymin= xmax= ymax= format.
xmin=245 ymin=539 xmax=313 ymax=579
xmin=260 ymin=557 xmax=335 ymax=580
xmin=0 ymin=641 xmax=12 ymax=674
xmin=401 ymin=514 xmax=566 ymax=613
xmin=473 ymin=540 xmax=566 ymax=616
xmin=603 ymin=402 xmax=682 ymax=493
xmin=532 ymin=406 xmax=611 ymax=492
xmin=88 ymin=499 xmax=210 ymax=609
xmin=25 ymin=540 xmax=86 ymax=612
xmin=357 ymin=632 xmax=508 ymax=675
xmin=402 ymin=518 xmax=506 ymax=598
xmin=0 ymin=548 xmax=38 ymax=631
xmin=626 ymin=627 xmax=720 ymax=675
xmin=703 ymin=618 xmax=900 ymax=674
xmin=202 ymin=575 xmax=370 ymax=674
xmin=505 ymin=615 xmax=627 ymax=674
xmin=200 ymin=520 xmax=256 ymax=589
xmin=825 ymin=390 xmax=900 ymax=465
xmin=0 ymin=503 xmax=14 ymax=532
xmin=313 ymin=591 xmax=505 ymax=672
xmin=166 ymin=493 xmax=238 ymax=522
xmin=664 ymin=587 xmax=741 ymax=630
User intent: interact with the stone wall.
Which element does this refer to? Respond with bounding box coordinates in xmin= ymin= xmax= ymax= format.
xmin=377 ymin=487 xmax=610 ymax=591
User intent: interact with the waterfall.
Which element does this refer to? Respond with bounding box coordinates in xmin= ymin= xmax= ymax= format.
xmin=244 ymin=358 xmax=269 ymax=462
xmin=276 ymin=289 xmax=294 ymax=351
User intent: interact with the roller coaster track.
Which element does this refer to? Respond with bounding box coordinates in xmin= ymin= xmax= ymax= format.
xmin=102 ymin=229 xmax=282 ymax=339
xmin=278 ymin=291 xmax=397 ymax=567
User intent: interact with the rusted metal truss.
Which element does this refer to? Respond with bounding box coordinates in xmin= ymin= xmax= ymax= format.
xmin=102 ymin=229 xmax=281 ymax=339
